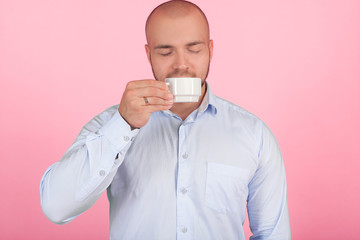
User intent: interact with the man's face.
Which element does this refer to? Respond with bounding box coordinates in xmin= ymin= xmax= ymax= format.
xmin=145 ymin=11 xmax=213 ymax=84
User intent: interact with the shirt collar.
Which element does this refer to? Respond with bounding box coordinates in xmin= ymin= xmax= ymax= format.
xmin=198 ymin=82 xmax=218 ymax=116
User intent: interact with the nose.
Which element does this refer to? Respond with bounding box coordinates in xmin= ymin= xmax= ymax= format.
xmin=172 ymin=51 xmax=189 ymax=71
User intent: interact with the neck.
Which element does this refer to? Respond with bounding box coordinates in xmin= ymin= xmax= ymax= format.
xmin=170 ymin=83 xmax=207 ymax=120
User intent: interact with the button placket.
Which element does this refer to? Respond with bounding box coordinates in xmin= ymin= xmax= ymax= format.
xmin=176 ymin=124 xmax=193 ymax=239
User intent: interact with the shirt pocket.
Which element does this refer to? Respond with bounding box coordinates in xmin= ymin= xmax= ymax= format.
xmin=205 ymin=162 xmax=250 ymax=214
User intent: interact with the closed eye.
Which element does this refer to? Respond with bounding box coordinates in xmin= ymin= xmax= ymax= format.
xmin=156 ymin=49 xmax=173 ymax=56
xmin=188 ymin=49 xmax=200 ymax=53
xmin=187 ymin=43 xmax=204 ymax=53
xmin=160 ymin=52 xmax=172 ymax=56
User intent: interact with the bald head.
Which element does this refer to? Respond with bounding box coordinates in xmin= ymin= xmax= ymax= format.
xmin=144 ymin=0 xmax=213 ymax=85
xmin=145 ymin=0 xmax=210 ymax=44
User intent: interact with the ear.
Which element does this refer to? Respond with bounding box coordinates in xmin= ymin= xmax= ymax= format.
xmin=208 ymin=40 xmax=214 ymax=62
xmin=145 ymin=44 xmax=151 ymax=63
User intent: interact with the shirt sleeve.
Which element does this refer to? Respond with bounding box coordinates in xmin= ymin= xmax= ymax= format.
xmin=40 ymin=105 xmax=139 ymax=224
xmin=247 ymin=122 xmax=291 ymax=240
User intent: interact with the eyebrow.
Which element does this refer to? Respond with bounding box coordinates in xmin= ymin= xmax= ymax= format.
xmin=154 ymin=44 xmax=173 ymax=49
xmin=154 ymin=41 xmax=205 ymax=50
xmin=186 ymin=41 xmax=205 ymax=47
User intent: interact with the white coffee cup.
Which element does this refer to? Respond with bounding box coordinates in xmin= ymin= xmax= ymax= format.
xmin=165 ymin=77 xmax=201 ymax=102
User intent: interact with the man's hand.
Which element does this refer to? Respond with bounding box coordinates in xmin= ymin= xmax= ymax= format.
xmin=119 ymin=80 xmax=174 ymax=129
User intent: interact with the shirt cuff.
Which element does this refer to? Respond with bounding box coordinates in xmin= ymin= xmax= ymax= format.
xmin=100 ymin=110 xmax=139 ymax=152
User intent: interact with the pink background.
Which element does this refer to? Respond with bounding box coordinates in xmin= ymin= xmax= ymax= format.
xmin=1 ymin=0 xmax=359 ymax=239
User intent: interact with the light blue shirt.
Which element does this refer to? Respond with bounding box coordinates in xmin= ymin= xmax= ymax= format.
xmin=40 ymin=85 xmax=290 ymax=240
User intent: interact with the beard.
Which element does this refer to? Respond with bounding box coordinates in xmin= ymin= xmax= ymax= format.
xmin=149 ymin=55 xmax=211 ymax=88
xmin=166 ymin=69 xmax=197 ymax=78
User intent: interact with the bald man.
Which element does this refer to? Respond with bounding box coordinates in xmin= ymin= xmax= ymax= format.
xmin=40 ymin=1 xmax=291 ymax=239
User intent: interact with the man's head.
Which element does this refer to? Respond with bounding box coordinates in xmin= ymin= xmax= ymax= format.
xmin=145 ymin=0 xmax=213 ymax=85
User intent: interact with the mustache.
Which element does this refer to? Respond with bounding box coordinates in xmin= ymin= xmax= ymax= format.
xmin=166 ymin=70 xmax=196 ymax=78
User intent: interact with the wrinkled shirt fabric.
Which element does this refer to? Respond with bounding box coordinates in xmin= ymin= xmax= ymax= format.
xmin=40 ymin=86 xmax=291 ymax=240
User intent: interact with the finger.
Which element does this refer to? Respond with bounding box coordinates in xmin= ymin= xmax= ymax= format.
xmin=127 ymin=79 xmax=169 ymax=91
xmin=143 ymin=96 xmax=173 ymax=106
xmin=145 ymin=104 xmax=173 ymax=113
xmin=137 ymin=87 xmax=173 ymax=100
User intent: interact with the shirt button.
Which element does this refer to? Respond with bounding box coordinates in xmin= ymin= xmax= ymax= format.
xmin=182 ymin=153 xmax=188 ymax=159
xmin=99 ymin=170 xmax=106 ymax=176
xmin=181 ymin=188 xmax=188 ymax=194
xmin=182 ymin=227 xmax=187 ymax=233
xmin=124 ymin=136 xmax=130 ymax=141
